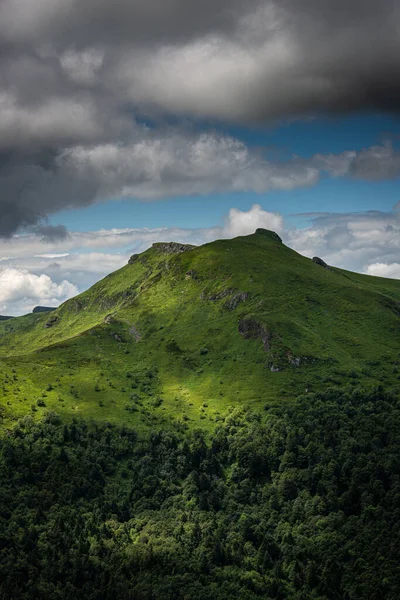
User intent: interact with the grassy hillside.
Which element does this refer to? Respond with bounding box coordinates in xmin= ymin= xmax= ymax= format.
xmin=1 ymin=229 xmax=400 ymax=430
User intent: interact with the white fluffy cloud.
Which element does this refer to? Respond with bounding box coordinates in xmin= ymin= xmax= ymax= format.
xmin=286 ymin=208 xmax=400 ymax=275
xmin=222 ymin=205 xmax=283 ymax=237
xmin=365 ymin=263 xmax=400 ymax=279
xmin=0 ymin=268 xmax=78 ymax=315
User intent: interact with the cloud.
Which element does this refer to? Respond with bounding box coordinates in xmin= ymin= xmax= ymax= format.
xmin=348 ymin=141 xmax=400 ymax=180
xmin=31 ymin=224 xmax=70 ymax=242
xmin=0 ymin=130 xmax=321 ymax=236
xmin=0 ymin=268 xmax=77 ymax=315
xmin=0 ymin=0 xmax=399 ymax=234
xmin=222 ymin=205 xmax=283 ymax=237
xmin=108 ymin=0 xmax=400 ymax=122
xmin=366 ymin=263 xmax=400 ymax=279
xmin=59 ymin=133 xmax=320 ymax=198
xmin=286 ymin=207 xmax=400 ymax=274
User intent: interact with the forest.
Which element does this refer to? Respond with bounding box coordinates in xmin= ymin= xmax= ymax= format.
xmin=0 ymin=386 xmax=399 ymax=600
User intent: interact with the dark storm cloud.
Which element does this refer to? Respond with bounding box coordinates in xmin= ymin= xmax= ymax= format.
xmin=348 ymin=142 xmax=400 ymax=180
xmin=32 ymin=224 xmax=70 ymax=242
xmin=0 ymin=0 xmax=262 ymax=48
xmin=0 ymin=0 xmax=400 ymax=235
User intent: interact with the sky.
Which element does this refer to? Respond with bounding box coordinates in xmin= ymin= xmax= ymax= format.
xmin=1 ymin=0 xmax=400 ymax=315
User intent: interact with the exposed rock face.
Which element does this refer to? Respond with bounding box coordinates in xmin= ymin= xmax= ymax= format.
xmin=33 ymin=306 xmax=56 ymax=313
xmin=289 ymin=356 xmax=302 ymax=367
xmin=152 ymin=242 xmax=194 ymax=255
xmin=45 ymin=315 xmax=59 ymax=328
xmin=238 ymin=318 xmax=271 ymax=351
xmin=201 ymin=288 xmax=235 ymax=301
xmin=128 ymin=254 xmax=139 ymax=265
xmin=224 ymin=291 xmax=249 ymax=310
xmin=312 ymin=256 xmax=330 ymax=269
xmin=201 ymin=288 xmax=249 ymax=309
xmin=255 ymin=229 xmax=282 ymax=243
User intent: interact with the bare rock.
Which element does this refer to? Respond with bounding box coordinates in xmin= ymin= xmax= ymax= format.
xmin=45 ymin=315 xmax=59 ymax=328
xmin=312 ymin=256 xmax=330 ymax=269
xmin=238 ymin=318 xmax=271 ymax=351
xmin=224 ymin=291 xmax=249 ymax=310
xmin=201 ymin=288 xmax=235 ymax=301
xmin=289 ymin=356 xmax=301 ymax=367
xmin=152 ymin=242 xmax=195 ymax=255
xmin=255 ymin=229 xmax=282 ymax=243
xmin=128 ymin=254 xmax=139 ymax=265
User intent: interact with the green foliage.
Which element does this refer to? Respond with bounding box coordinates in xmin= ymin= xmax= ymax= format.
xmin=0 ymin=388 xmax=399 ymax=599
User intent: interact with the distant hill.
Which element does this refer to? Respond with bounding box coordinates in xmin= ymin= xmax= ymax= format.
xmin=32 ymin=306 xmax=57 ymax=313
xmin=0 ymin=316 xmax=13 ymax=321
xmin=1 ymin=228 xmax=400 ymax=429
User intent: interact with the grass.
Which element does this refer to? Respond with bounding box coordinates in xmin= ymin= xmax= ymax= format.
xmin=1 ymin=229 xmax=400 ymax=430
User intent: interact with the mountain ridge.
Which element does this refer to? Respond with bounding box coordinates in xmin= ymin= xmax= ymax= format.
xmin=1 ymin=229 xmax=400 ymax=429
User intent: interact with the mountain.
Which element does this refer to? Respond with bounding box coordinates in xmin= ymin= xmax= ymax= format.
xmin=32 ymin=305 xmax=57 ymax=313
xmin=1 ymin=229 xmax=400 ymax=600
xmin=1 ymin=228 xmax=400 ymax=429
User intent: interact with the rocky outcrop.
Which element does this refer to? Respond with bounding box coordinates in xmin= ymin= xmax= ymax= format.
xmin=312 ymin=256 xmax=330 ymax=269
xmin=152 ymin=242 xmax=195 ymax=255
xmin=288 ymin=356 xmax=302 ymax=367
xmin=45 ymin=315 xmax=59 ymax=328
xmin=255 ymin=229 xmax=282 ymax=243
xmin=201 ymin=288 xmax=249 ymax=310
xmin=128 ymin=254 xmax=139 ymax=265
xmin=238 ymin=318 xmax=271 ymax=351
xmin=224 ymin=291 xmax=249 ymax=310
xmin=201 ymin=288 xmax=235 ymax=301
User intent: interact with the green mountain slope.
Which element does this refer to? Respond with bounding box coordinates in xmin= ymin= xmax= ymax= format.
xmin=1 ymin=228 xmax=400 ymax=429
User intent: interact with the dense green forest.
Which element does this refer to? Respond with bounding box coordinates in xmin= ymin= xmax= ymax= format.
xmin=1 ymin=386 xmax=399 ymax=600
